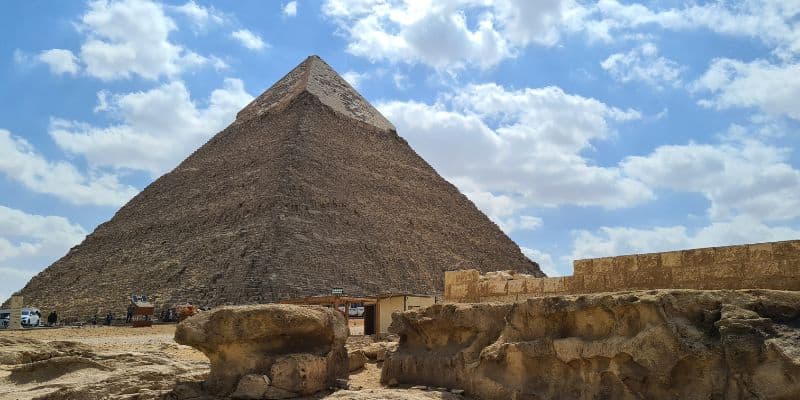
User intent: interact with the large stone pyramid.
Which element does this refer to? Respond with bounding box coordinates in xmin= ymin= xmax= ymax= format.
xmin=15 ymin=56 xmax=542 ymax=316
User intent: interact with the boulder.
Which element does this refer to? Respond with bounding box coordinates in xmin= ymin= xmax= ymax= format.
xmin=175 ymin=304 xmax=348 ymax=397
xmin=382 ymin=289 xmax=800 ymax=400
xmin=361 ymin=342 xmax=398 ymax=362
xmin=348 ymin=349 xmax=369 ymax=371
xmin=231 ymin=374 xmax=270 ymax=399
xmin=269 ymin=353 xmax=329 ymax=394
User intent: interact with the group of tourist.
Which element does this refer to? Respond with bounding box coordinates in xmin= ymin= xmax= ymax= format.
xmin=89 ymin=312 xmax=116 ymax=326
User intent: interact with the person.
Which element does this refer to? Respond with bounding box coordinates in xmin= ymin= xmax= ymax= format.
xmin=47 ymin=311 xmax=57 ymax=326
xmin=126 ymin=304 xmax=134 ymax=323
xmin=105 ymin=312 xmax=113 ymax=326
xmin=91 ymin=314 xmax=98 ymax=326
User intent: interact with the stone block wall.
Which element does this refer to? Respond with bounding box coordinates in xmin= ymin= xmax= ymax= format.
xmin=444 ymin=239 xmax=800 ymax=303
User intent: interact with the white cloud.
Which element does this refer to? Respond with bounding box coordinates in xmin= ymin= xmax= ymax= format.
xmin=49 ymin=79 xmax=253 ymax=176
xmin=341 ymin=70 xmax=368 ymax=89
xmin=322 ymin=0 xmax=800 ymax=69
xmin=209 ymin=55 xmax=229 ymax=70
xmin=172 ymin=1 xmax=224 ymax=28
xmin=72 ymin=0 xmax=208 ymax=80
xmin=13 ymin=49 xmax=31 ymax=66
xmin=570 ymin=216 xmax=800 ymax=261
xmin=231 ymin=29 xmax=267 ymax=50
xmin=621 ymin=134 xmax=800 ymax=222
xmin=521 ymin=247 xmax=562 ymax=277
xmin=0 ymin=129 xmax=138 ymax=206
xmin=693 ymin=59 xmax=800 ymax=121
xmin=565 ymin=123 xmax=800 ymax=266
xmin=0 ymin=205 xmax=87 ymax=303
xmin=392 ymin=72 xmax=409 ymax=90
xmin=322 ymin=0 xmax=580 ymax=70
xmin=601 ymin=42 xmax=683 ymax=88
xmin=378 ymin=83 xmax=651 ymax=210
xmin=94 ymin=90 xmax=110 ymax=112
xmin=36 ymin=49 xmax=80 ymax=75
xmin=518 ymin=215 xmax=544 ymax=230
xmin=450 ymin=177 xmax=542 ymax=234
xmin=580 ymin=0 xmax=800 ymax=57
xmin=283 ymin=1 xmax=298 ymax=17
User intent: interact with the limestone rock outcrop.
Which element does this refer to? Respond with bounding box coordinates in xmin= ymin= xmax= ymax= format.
xmin=175 ymin=304 xmax=348 ymax=398
xmin=382 ymin=290 xmax=800 ymax=400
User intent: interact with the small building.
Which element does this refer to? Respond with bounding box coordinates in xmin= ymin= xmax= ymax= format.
xmin=129 ymin=294 xmax=154 ymax=327
xmin=376 ymin=294 xmax=435 ymax=334
xmin=280 ymin=295 xmax=377 ymax=335
xmin=279 ymin=293 xmax=436 ymax=336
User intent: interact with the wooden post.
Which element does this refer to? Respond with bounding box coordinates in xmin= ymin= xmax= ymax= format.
xmin=375 ymin=298 xmax=381 ymax=334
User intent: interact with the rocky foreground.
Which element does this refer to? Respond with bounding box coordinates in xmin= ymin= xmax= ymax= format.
xmin=2 ymin=290 xmax=799 ymax=399
xmin=383 ymin=289 xmax=800 ymax=400
xmin=0 ymin=323 xmax=410 ymax=400
xmin=0 ymin=325 xmax=208 ymax=399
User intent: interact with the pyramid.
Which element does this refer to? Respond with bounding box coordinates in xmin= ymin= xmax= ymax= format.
xmin=14 ymin=56 xmax=542 ymax=316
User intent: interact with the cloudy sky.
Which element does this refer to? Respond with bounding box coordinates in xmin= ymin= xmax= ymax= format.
xmin=2 ymin=0 xmax=800 ymax=302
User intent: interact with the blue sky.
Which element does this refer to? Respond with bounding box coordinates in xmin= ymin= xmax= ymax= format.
xmin=2 ymin=0 xmax=800 ymax=302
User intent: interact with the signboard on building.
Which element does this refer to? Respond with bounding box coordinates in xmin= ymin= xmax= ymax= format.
xmin=8 ymin=295 xmax=22 ymax=330
xmin=331 ymin=288 xmax=343 ymax=295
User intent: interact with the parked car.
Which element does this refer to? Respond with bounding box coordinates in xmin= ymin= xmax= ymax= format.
xmin=335 ymin=304 xmax=365 ymax=317
xmin=21 ymin=308 xmax=41 ymax=327
xmin=0 ymin=310 xmax=9 ymax=328
xmin=349 ymin=303 xmax=365 ymax=317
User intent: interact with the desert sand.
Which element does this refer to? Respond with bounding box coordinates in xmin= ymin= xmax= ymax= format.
xmin=0 ymin=325 xmax=420 ymax=400
xmin=0 ymin=325 xmax=208 ymax=399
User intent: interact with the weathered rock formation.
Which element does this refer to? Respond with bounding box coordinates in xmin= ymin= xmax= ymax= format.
xmin=382 ymin=290 xmax=800 ymax=400
xmin=12 ymin=55 xmax=541 ymax=316
xmin=174 ymin=304 xmax=348 ymax=398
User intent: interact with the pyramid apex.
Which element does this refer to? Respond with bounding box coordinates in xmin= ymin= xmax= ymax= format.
xmin=236 ymin=55 xmax=395 ymax=131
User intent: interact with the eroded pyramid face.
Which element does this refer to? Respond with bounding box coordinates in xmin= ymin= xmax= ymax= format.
xmin=13 ymin=55 xmax=541 ymax=315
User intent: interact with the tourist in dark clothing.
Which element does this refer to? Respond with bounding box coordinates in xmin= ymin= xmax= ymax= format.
xmin=126 ymin=305 xmax=134 ymax=323
xmin=47 ymin=311 xmax=58 ymax=326
xmin=91 ymin=314 xmax=98 ymax=325
xmin=105 ymin=312 xmax=113 ymax=326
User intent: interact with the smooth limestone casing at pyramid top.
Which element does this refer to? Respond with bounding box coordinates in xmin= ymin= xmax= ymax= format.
xmin=11 ymin=56 xmax=541 ymax=317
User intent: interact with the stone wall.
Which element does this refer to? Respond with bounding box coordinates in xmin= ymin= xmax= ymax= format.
xmin=444 ymin=239 xmax=800 ymax=303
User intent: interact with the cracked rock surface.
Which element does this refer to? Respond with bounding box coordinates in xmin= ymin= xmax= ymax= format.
xmin=175 ymin=304 xmax=348 ymax=398
xmin=383 ymin=289 xmax=800 ymax=400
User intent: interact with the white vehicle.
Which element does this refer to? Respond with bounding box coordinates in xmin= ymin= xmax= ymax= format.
xmin=21 ymin=308 xmax=41 ymax=327
xmin=0 ymin=310 xmax=9 ymax=328
xmin=348 ymin=303 xmax=365 ymax=317
xmin=336 ymin=304 xmax=365 ymax=317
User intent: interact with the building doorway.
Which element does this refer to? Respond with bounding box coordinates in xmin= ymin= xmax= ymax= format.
xmin=363 ymin=304 xmax=376 ymax=335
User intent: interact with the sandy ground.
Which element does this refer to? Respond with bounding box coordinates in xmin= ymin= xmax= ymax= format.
xmin=0 ymin=325 xmax=208 ymax=400
xmin=0 ymin=325 xmax=430 ymax=400
xmin=1 ymin=325 xmax=207 ymax=362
